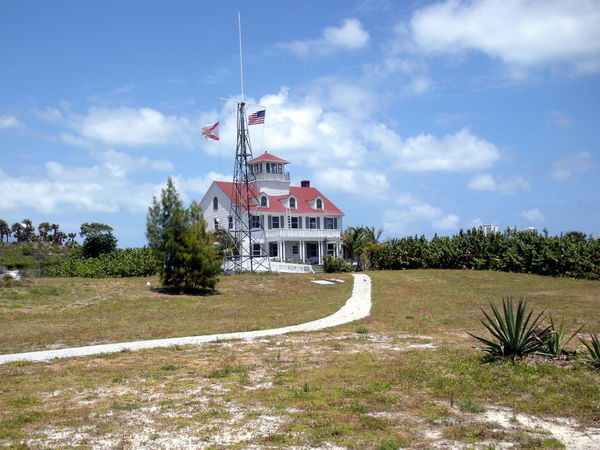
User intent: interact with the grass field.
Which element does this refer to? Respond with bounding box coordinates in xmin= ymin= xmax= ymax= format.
xmin=1 ymin=270 xmax=599 ymax=448
xmin=0 ymin=273 xmax=352 ymax=354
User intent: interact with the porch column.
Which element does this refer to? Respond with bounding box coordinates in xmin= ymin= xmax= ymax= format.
xmin=318 ymin=240 xmax=323 ymax=264
xmin=300 ymin=240 xmax=305 ymax=262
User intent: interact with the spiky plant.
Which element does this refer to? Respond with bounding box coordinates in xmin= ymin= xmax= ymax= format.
xmin=469 ymin=297 xmax=549 ymax=362
xmin=542 ymin=315 xmax=583 ymax=357
xmin=579 ymin=333 xmax=600 ymax=369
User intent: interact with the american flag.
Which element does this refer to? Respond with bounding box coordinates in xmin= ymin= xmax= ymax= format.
xmin=248 ymin=110 xmax=265 ymax=125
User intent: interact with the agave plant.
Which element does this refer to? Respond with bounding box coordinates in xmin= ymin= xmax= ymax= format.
xmin=579 ymin=333 xmax=600 ymax=369
xmin=542 ymin=315 xmax=583 ymax=357
xmin=469 ymin=297 xmax=550 ymax=362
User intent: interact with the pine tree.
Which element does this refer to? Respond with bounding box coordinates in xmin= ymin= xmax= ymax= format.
xmin=146 ymin=177 xmax=220 ymax=291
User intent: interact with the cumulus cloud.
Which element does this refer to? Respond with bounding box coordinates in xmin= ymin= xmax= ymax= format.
xmin=376 ymin=127 xmax=500 ymax=172
xmin=384 ymin=201 xmax=460 ymax=234
xmin=468 ymin=173 xmax=529 ymax=194
xmin=551 ymin=151 xmax=596 ymax=181
xmin=522 ymin=208 xmax=544 ymax=223
xmin=74 ymin=107 xmax=198 ymax=147
xmin=279 ymin=19 xmax=370 ymax=57
xmin=0 ymin=115 xmax=22 ymax=129
xmin=0 ymin=152 xmax=215 ymax=215
xmin=312 ymin=168 xmax=390 ymax=200
xmin=410 ymin=0 xmax=600 ymax=75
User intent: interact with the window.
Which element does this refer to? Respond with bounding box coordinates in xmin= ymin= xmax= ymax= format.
xmin=292 ymin=244 xmax=299 ymax=255
xmin=316 ymin=198 xmax=323 ymax=210
xmin=269 ymin=242 xmax=278 ymax=257
xmin=290 ymin=217 xmax=300 ymax=229
xmin=250 ymin=215 xmax=261 ymax=229
xmin=289 ymin=197 xmax=296 ymax=209
xmin=271 ymin=216 xmax=280 ymax=229
xmin=260 ymin=196 xmax=268 ymax=207
xmin=277 ymin=163 xmax=282 ymax=174
xmin=252 ymin=244 xmax=262 ymax=256
xmin=307 ymin=217 xmax=318 ymax=229
xmin=266 ymin=163 xmax=271 ymax=173
xmin=213 ymin=218 xmax=219 ymax=230
xmin=324 ymin=217 xmax=337 ymax=229
xmin=327 ymin=243 xmax=336 ymax=256
xmin=307 ymin=243 xmax=318 ymax=258
xmin=213 ymin=197 xmax=218 ymax=211
xmin=228 ymin=216 xmax=233 ymax=230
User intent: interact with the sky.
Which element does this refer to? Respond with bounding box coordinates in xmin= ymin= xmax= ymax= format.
xmin=1 ymin=0 xmax=599 ymax=247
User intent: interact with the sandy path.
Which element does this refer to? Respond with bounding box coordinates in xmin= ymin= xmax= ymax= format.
xmin=0 ymin=274 xmax=371 ymax=365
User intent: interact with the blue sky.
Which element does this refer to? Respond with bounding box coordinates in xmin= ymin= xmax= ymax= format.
xmin=1 ymin=0 xmax=599 ymax=247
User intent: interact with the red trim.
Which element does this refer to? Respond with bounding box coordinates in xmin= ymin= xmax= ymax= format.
xmin=248 ymin=152 xmax=289 ymax=164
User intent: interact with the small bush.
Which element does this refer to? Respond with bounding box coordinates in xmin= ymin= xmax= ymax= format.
xmin=580 ymin=333 xmax=600 ymax=369
xmin=323 ymin=255 xmax=354 ymax=273
xmin=542 ymin=315 xmax=583 ymax=357
xmin=469 ymin=297 xmax=549 ymax=362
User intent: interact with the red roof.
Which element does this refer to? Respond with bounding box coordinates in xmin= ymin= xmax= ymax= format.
xmin=214 ymin=181 xmax=344 ymax=215
xmin=248 ymin=152 xmax=289 ymax=164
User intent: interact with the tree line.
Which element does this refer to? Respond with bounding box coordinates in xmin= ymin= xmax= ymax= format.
xmin=0 ymin=219 xmax=77 ymax=247
xmin=335 ymin=226 xmax=599 ymax=280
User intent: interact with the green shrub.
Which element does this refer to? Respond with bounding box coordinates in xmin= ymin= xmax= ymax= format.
xmin=541 ymin=315 xmax=583 ymax=357
xmin=580 ymin=333 xmax=600 ymax=369
xmin=469 ymin=297 xmax=549 ymax=362
xmin=46 ymin=247 xmax=159 ymax=278
xmin=323 ymin=255 xmax=354 ymax=273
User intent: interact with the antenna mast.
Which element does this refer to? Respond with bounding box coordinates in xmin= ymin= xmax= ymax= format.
xmin=224 ymin=13 xmax=270 ymax=273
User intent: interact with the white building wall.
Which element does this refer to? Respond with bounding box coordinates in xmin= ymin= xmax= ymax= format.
xmin=199 ymin=184 xmax=231 ymax=232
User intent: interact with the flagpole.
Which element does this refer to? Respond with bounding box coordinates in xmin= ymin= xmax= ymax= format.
xmin=238 ymin=12 xmax=244 ymax=102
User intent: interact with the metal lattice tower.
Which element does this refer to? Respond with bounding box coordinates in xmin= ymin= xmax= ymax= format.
xmin=225 ymin=102 xmax=271 ymax=273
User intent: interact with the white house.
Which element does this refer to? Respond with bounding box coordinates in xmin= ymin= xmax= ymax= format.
xmin=199 ymin=152 xmax=344 ymax=265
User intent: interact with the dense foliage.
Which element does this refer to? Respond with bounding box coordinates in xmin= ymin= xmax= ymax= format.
xmin=46 ymin=247 xmax=159 ymax=278
xmin=370 ymin=229 xmax=599 ymax=280
xmin=80 ymin=222 xmax=118 ymax=258
xmin=323 ymin=255 xmax=354 ymax=273
xmin=146 ymin=177 xmax=220 ymax=291
xmin=0 ymin=242 xmax=74 ymax=276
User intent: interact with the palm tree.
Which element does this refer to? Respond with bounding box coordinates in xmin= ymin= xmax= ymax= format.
xmin=341 ymin=226 xmax=370 ymax=261
xmin=50 ymin=223 xmax=60 ymax=245
xmin=21 ymin=219 xmax=34 ymax=242
xmin=67 ymin=232 xmax=77 ymax=249
xmin=0 ymin=219 xmax=10 ymax=243
xmin=54 ymin=231 xmax=67 ymax=246
xmin=38 ymin=221 xmax=51 ymax=243
xmin=11 ymin=222 xmax=23 ymax=242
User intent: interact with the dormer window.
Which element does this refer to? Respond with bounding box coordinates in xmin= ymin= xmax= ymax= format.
xmin=260 ymin=195 xmax=268 ymax=207
xmin=316 ymin=198 xmax=323 ymax=210
xmin=289 ymin=197 xmax=296 ymax=209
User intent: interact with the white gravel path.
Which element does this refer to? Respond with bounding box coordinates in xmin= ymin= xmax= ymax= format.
xmin=0 ymin=274 xmax=371 ymax=365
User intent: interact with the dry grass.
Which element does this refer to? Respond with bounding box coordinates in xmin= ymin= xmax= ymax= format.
xmin=1 ymin=269 xmax=599 ymax=448
xmin=0 ymin=273 xmax=352 ymax=354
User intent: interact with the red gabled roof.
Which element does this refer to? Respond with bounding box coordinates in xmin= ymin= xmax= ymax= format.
xmin=213 ymin=181 xmax=344 ymax=215
xmin=248 ymin=152 xmax=289 ymax=164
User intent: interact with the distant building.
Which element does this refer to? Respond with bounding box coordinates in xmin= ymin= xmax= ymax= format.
xmin=479 ymin=224 xmax=499 ymax=236
xmin=199 ymin=152 xmax=344 ymax=265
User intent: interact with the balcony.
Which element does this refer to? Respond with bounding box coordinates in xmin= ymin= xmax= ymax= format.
xmin=264 ymin=228 xmax=341 ymax=240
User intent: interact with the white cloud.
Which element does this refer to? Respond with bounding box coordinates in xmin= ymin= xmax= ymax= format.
xmin=0 ymin=153 xmax=213 ymax=215
xmin=468 ymin=173 xmax=529 ymax=194
xmin=0 ymin=115 xmax=22 ymax=129
xmin=410 ymin=0 xmax=600 ymax=75
xmin=312 ymin=168 xmax=390 ymax=200
xmin=551 ymin=151 xmax=596 ymax=181
xmin=66 ymin=107 xmax=200 ymax=148
xmin=384 ymin=202 xmax=460 ymax=234
xmin=522 ymin=208 xmax=544 ymax=223
xmin=279 ymin=19 xmax=370 ymax=57
xmin=376 ymin=127 xmax=500 ymax=172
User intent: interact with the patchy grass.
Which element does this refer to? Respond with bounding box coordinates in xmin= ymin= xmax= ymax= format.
xmin=0 ymin=270 xmax=599 ymax=448
xmin=0 ymin=273 xmax=352 ymax=353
